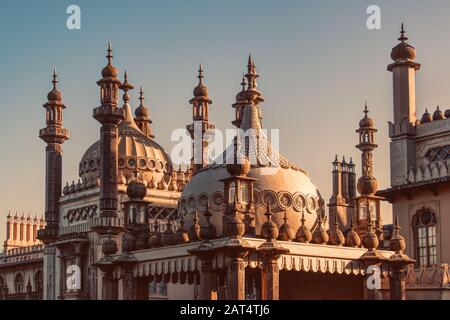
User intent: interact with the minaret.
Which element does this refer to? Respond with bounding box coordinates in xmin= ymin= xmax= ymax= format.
xmin=38 ymin=70 xmax=69 ymax=244
xmin=328 ymin=155 xmax=351 ymax=231
xmin=93 ymin=43 xmax=124 ymax=219
xmin=355 ymin=105 xmax=383 ymax=239
xmin=186 ymin=64 xmax=215 ymax=173
xmin=134 ymin=86 xmax=154 ymax=138
xmin=388 ymin=24 xmax=421 ymax=126
xmin=388 ymin=24 xmax=420 ymax=186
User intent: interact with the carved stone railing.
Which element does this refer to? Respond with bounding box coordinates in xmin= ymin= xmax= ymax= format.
xmin=405 ymin=264 xmax=450 ymax=288
xmin=407 ymin=160 xmax=450 ymax=184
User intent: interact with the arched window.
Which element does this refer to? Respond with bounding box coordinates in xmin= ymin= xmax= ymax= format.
xmin=34 ymin=271 xmax=43 ymax=293
xmin=412 ymin=208 xmax=438 ymax=267
xmin=14 ymin=273 xmax=24 ymax=293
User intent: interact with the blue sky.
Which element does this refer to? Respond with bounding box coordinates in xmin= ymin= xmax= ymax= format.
xmin=1 ymin=0 xmax=450 ymax=247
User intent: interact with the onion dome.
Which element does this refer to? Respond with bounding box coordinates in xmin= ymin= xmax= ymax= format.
xmin=296 ymin=211 xmax=312 ymax=243
xmin=189 ymin=210 xmax=202 ymax=242
xmin=148 ymin=220 xmax=163 ymax=248
xmin=122 ymin=232 xmax=137 ymax=253
xmin=312 ymin=214 xmax=329 ymax=245
xmin=261 ymin=204 xmax=279 ymax=241
xmin=162 ymin=220 xmax=177 ymax=246
xmin=199 ymin=204 xmax=217 ymax=241
xmin=421 ymin=109 xmax=433 ymax=123
xmin=102 ymin=231 xmax=118 ymax=256
xmin=176 ymin=215 xmax=190 ymax=244
xmin=390 ymin=216 xmax=406 ymax=253
xmin=345 ymin=216 xmax=361 ymax=247
xmin=192 ymin=64 xmax=210 ymax=99
xmin=135 ymin=86 xmax=149 ymax=117
xmin=126 ymin=172 xmax=147 ymax=200
xmin=433 ymin=106 xmax=445 ymax=121
xmin=357 ymin=176 xmax=378 ymax=196
xmin=47 ymin=69 xmax=62 ymax=101
xmin=390 ymin=24 xmax=417 ymax=62
xmin=278 ymin=210 xmax=295 ymax=241
xmin=329 ymin=218 xmax=345 ymax=246
xmin=359 ymin=104 xmax=375 ymax=129
xmin=362 ymin=222 xmax=379 ymax=251
xmin=101 ymin=42 xmax=118 ymax=78
xmin=445 ymin=108 xmax=450 ymax=119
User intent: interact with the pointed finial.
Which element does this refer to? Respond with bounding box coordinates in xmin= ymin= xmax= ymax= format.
xmin=241 ymin=74 xmax=246 ymax=92
xmin=139 ymin=86 xmax=144 ymax=102
xmin=364 ymin=102 xmax=369 ymax=115
xmin=394 ymin=215 xmax=401 ymax=234
xmin=399 ymin=23 xmax=408 ymax=42
xmin=52 ymin=69 xmax=58 ymax=88
xmin=198 ymin=64 xmax=204 ymax=84
xmin=248 ymin=54 xmax=254 ymax=66
xmin=107 ymin=42 xmax=113 ymax=65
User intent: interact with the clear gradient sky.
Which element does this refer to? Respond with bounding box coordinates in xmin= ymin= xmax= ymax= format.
xmin=1 ymin=0 xmax=450 ymax=248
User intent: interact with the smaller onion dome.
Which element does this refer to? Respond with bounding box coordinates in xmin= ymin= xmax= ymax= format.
xmin=390 ymin=216 xmax=406 ymax=253
xmin=329 ymin=218 xmax=345 ymax=246
xmin=421 ymin=109 xmax=433 ymax=123
xmin=193 ymin=64 xmax=209 ymax=98
xmin=278 ymin=210 xmax=295 ymax=242
xmin=101 ymin=43 xmax=118 ymax=78
xmin=135 ymin=86 xmax=149 ymax=117
xmin=261 ymin=205 xmax=279 ymax=241
xmin=126 ymin=173 xmax=147 ymax=200
xmin=296 ymin=211 xmax=312 ymax=243
xmin=445 ymin=108 xmax=450 ymax=119
xmin=176 ymin=216 xmax=190 ymax=244
xmin=345 ymin=217 xmax=361 ymax=248
xmin=122 ymin=232 xmax=137 ymax=253
xmin=312 ymin=214 xmax=329 ymax=245
xmin=102 ymin=232 xmax=118 ymax=256
xmin=47 ymin=69 xmax=62 ymax=101
xmin=390 ymin=24 xmax=417 ymax=62
xmin=226 ymin=138 xmax=251 ymax=176
xmin=362 ymin=224 xmax=379 ymax=251
xmin=359 ymin=104 xmax=375 ymax=129
xmin=357 ymin=176 xmax=378 ymax=196
xmin=433 ymin=106 xmax=445 ymax=121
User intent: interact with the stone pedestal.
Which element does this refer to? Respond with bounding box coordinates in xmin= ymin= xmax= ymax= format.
xmin=188 ymin=243 xmax=217 ymax=300
xmin=258 ymin=240 xmax=289 ymax=300
xmin=360 ymin=250 xmax=386 ymax=300
xmin=388 ymin=253 xmax=414 ymax=300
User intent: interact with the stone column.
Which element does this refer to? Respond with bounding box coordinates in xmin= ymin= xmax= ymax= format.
xmin=188 ymin=243 xmax=217 ymax=300
xmin=390 ymin=266 xmax=406 ymax=300
xmin=226 ymin=255 xmax=246 ymax=300
xmin=43 ymin=245 xmax=56 ymax=300
xmin=101 ymin=272 xmax=118 ymax=300
xmin=122 ymin=269 xmax=135 ymax=300
xmin=258 ymin=241 xmax=289 ymax=300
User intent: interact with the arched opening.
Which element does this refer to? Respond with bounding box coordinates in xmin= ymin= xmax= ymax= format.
xmin=412 ymin=208 xmax=438 ymax=267
xmin=14 ymin=273 xmax=24 ymax=294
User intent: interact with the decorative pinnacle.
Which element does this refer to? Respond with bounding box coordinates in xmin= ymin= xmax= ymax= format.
xmin=241 ymin=74 xmax=246 ymax=91
xmin=198 ymin=64 xmax=204 ymax=85
xmin=52 ymin=69 xmax=58 ymax=89
xmin=364 ymin=102 xmax=369 ymax=115
xmin=399 ymin=23 xmax=408 ymax=42
xmin=139 ymin=86 xmax=145 ymax=105
xmin=107 ymin=42 xmax=113 ymax=65
xmin=265 ymin=203 xmax=273 ymax=222
xmin=394 ymin=215 xmax=401 ymax=235
xmin=301 ymin=210 xmax=306 ymax=225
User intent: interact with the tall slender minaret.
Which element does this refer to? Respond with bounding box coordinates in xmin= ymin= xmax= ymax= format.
xmin=134 ymin=86 xmax=154 ymax=138
xmin=93 ymin=43 xmax=124 ymax=219
xmin=187 ymin=64 xmax=215 ymax=173
xmin=355 ymin=105 xmax=383 ymax=239
xmin=38 ymin=70 xmax=69 ymax=243
xmin=388 ymin=24 xmax=420 ymax=186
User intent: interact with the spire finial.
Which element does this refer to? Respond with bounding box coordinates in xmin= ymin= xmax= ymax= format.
xmin=399 ymin=23 xmax=408 ymax=42
xmin=241 ymin=74 xmax=246 ymax=92
xmin=364 ymin=102 xmax=369 ymax=115
xmin=120 ymin=70 xmax=133 ymax=103
xmin=52 ymin=69 xmax=58 ymax=89
xmin=198 ymin=64 xmax=204 ymax=85
xmin=107 ymin=42 xmax=113 ymax=65
xmin=139 ymin=86 xmax=144 ymax=105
